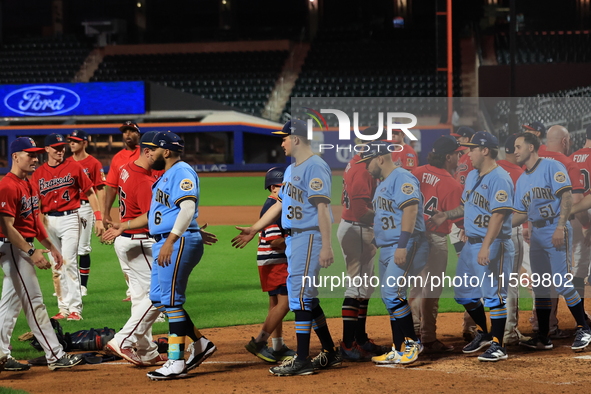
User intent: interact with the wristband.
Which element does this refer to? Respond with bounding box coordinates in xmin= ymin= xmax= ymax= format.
xmin=398 ymin=231 xmax=411 ymax=249
xmin=94 ymin=211 xmax=102 ymax=221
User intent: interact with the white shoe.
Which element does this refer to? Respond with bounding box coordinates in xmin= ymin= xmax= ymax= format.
xmin=155 ymin=313 xmax=166 ymax=323
xmin=81 ymin=286 xmax=88 ymax=297
xmin=147 ymin=359 xmax=187 ymax=380
xmin=186 ymin=336 xmax=217 ymax=371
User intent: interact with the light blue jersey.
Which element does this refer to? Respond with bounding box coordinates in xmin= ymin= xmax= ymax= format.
xmin=462 ymin=166 xmax=513 ymax=238
xmin=148 ymin=162 xmax=199 ymax=235
xmin=514 ymin=158 xmax=572 ymax=222
xmin=278 ymin=155 xmax=332 ymax=230
xmin=373 ymin=167 xmax=425 ymax=247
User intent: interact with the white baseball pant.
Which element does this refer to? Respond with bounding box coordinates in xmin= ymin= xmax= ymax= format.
xmin=0 ymin=240 xmax=66 ymax=363
xmin=46 ymin=212 xmax=82 ymax=314
xmin=112 ymin=234 xmax=160 ymax=359
xmin=77 ymin=201 xmax=94 ymax=256
xmin=336 ymin=219 xmax=376 ymax=299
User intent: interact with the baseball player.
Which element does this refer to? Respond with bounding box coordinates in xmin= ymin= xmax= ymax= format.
xmin=67 ymin=129 xmax=106 ymax=296
xmin=31 ymin=133 xmax=104 ymax=321
xmin=105 ymin=131 xmax=217 ymax=380
xmin=337 ymin=129 xmax=385 ymax=361
xmin=496 ymin=133 xmax=526 ymax=345
xmin=512 ymin=132 xmax=591 ymax=352
xmin=530 ymin=125 xmax=588 ymax=338
xmin=430 ymin=131 xmax=515 ymax=362
xmin=451 ymin=126 xmax=476 ymax=146
xmin=232 ymin=120 xmax=341 ymax=376
xmin=103 ymin=121 xmax=141 ymax=301
xmin=389 ymin=129 xmax=419 ymax=170
xmin=101 ymin=131 xmax=174 ymax=367
xmin=0 ymin=137 xmax=84 ymax=370
xmin=245 ymin=167 xmax=297 ymax=363
xmin=568 ymin=125 xmax=591 ymax=323
xmin=523 ymin=121 xmax=547 ymax=152
xmin=411 ymin=135 xmax=463 ymax=353
xmin=353 ymin=140 xmax=426 ymax=366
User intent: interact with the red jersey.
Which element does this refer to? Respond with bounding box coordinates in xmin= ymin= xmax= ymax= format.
xmin=389 ymin=143 xmax=418 ymax=170
xmin=570 ymin=147 xmax=591 ymax=195
xmin=412 ymin=165 xmax=463 ymax=234
xmin=497 ymin=160 xmax=524 ymax=189
xmin=31 ymin=159 xmax=93 ymax=214
xmin=68 ymin=155 xmax=106 ymax=201
xmin=540 ymin=150 xmax=584 ymax=193
xmin=0 ymin=173 xmax=42 ymax=238
xmin=341 ymin=154 xmax=377 ymax=222
xmin=455 ymin=151 xmax=473 ymax=187
xmin=105 ymin=146 xmax=140 ymax=188
xmin=117 ymin=161 xmax=161 ymax=234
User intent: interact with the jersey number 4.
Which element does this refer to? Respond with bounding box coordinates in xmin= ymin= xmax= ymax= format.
xmin=422 ymin=195 xmax=438 ymax=217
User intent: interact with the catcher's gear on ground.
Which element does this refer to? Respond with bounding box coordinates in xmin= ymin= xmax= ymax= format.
xmin=70 ymin=327 xmax=116 ymax=351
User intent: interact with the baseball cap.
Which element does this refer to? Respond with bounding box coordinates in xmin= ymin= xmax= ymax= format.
xmin=357 ymin=140 xmax=392 ymax=163
xmin=585 ymin=124 xmax=591 ymax=140
xmin=119 ymin=120 xmax=141 ymax=133
xmin=522 ymin=121 xmax=546 ymax=137
xmin=461 ymin=131 xmax=499 ymax=149
xmin=68 ymin=130 xmax=89 ymax=141
xmin=272 ymin=119 xmax=308 ymax=137
xmin=152 ymin=131 xmax=184 ymax=152
xmin=504 ymin=134 xmax=519 ymax=154
xmin=140 ymin=131 xmax=160 ymax=148
xmin=451 ymin=126 xmax=475 ymax=139
xmin=44 ymin=133 xmax=67 ymax=147
xmin=10 ymin=137 xmax=44 ymax=154
xmin=432 ymin=135 xmax=464 ymax=155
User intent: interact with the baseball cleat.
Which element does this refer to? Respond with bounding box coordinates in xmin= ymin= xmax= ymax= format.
xmin=67 ymin=312 xmax=83 ymax=321
xmin=186 ymin=336 xmax=216 ymax=371
xmin=48 ymin=353 xmax=84 ymax=370
xmin=4 ymin=357 xmax=31 ymax=371
xmin=478 ymin=342 xmax=508 ymax=362
xmin=463 ymin=330 xmax=493 ymax=354
xmin=105 ymin=339 xmax=142 ymax=365
xmin=399 ymin=339 xmax=422 ymax=365
xmin=571 ymin=327 xmax=591 ymax=352
xmin=139 ymin=354 xmax=168 ymax=367
xmin=371 ymin=346 xmax=402 ymax=365
xmin=311 ymin=347 xmax=342 ymax=370
xmin=340 ymin=341 xmax=368 ymax=362
xmin=272 ymin=344 xmax=297 ymax=361
xmin=51 ymin=312 xmax=68 ymax=320
xmin=422 ymin=339 xmax=454 ymax=353
xmin=358 ymin=338 xmax=390 ymax=357
xmin=147 ymin=359 xmax=187 ymax=380
xmin=269 ymin=357 xmax=314 ymax=376
xmin=0 ymin=352 xmax=7 ymax=373
xmin=548 ymin=328 xmax=570 ymax=339
xmin=519 ymin=335 xmax=553 ymax=350
xmin=245 ymin=338 xmax=276 ymax=363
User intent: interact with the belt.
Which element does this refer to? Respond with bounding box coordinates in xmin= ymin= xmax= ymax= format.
xmin=0 ymin=237 xmax=34 ymax=243
xmin=47 ymin=209 xmax=78 ymax=217
xmin=344 ymin=219 xmax=371 ymax=228
xmin=532 ymin=217 xmax=557 ymax=228
xmin=80 ymin=200 xmax=89 ymax=205
xmin=285 ymin=227 xmax=320 ymax=236
xmin=120 ymin=232 xmax=152 ymax=240
xmin=153 ymin=230 xmax=199 ymax=243
xmin=467 ymin=235 xmax=511 ymax=244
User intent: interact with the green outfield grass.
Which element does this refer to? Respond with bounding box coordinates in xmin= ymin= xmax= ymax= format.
xmin=1 ymin=175 xmax=532 ymax=361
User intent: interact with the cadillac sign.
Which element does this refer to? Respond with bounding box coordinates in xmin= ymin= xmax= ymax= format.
xmin=0 ymin=82 xmax=145 ymax=117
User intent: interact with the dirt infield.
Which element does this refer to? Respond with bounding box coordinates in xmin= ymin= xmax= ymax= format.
xmin=2 ymin=307 xmax=591 ymax=394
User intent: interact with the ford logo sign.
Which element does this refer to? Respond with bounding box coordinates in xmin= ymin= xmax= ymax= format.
xmin=4 ymin=85 xmax=81 ymax=116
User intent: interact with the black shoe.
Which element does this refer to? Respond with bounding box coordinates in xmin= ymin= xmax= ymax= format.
xmin=269 ymin=357 xmax=314 ymax=376
xmin=311 ymin=347 xmax=342 ymax=370
xmin=4 ymin=357 xmax=31 ymax=371
xmin=462 ymin=330 xmax=492 ymax=354
xmin=48 ymin=354 xmax=84 ymax=370
xmin=519 ymin=335 xmax=553 ymax=350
